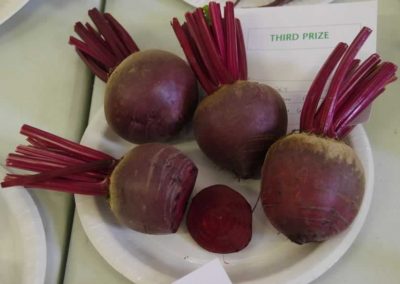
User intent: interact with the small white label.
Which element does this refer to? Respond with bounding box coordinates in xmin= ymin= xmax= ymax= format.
xmin=172 ymin=259 xmax=232 ymax=284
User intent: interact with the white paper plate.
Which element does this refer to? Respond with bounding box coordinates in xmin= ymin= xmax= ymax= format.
xmin=0 ymin=0 xmax=29 ymax=25
xmin=183 ymin=0 xmax=333 ymax=8
xmin=0 ymin=165 xmax=47 ymax=284
xmin=76 ymin=109 xmax=374 ymax=284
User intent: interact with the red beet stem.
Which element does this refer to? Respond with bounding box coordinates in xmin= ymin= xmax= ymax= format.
xmin=171 ymin=1 xmax=248 ymax=95
xmin=85 ymin=22 xmax=110 ymax=50
xmin=73 ymin=22 xmax=117 ymax=68
xmin=300 ymin=42 xmax=348 ymax=132
xmin=104 ymin=13 xmax=140 ymax=54
xmin=69 ymin=36 xmax=108 ymax=69
xmin=1 ymin=125 xmax=118 ymax=195
xmin=2 ymin=159 xmax=113 ymax=188
xmin=334 ymin=62 xmax=397 ymax=136
xmin=75 ymin=49 xmax=109 ymax=82
xmin=316 ymin=27 xmax=372 ymax=135
xmin=171 ymin=18 xmax=216 ymax=94
xmin=88 ymin=8 xmax=126 ymax=63
xmin=185 ymin=12 xmax=220 ymax=86
xmin=336 ymin=54 xmax=381 ymax=109
xmin=20 ymin=125 xmax=113 ymax=161
xmin=69 ymin=8 xmax=140 ymax=82
xmin=14 ymin=145 xmax=109 ymax=176
xmin=197 ymin=8 xmax=234 ymax=84
xmin=192 ymin=9 xmax=233 ymax=84
xmin=336 ymin=124 xmax=355 ymax=138
xmin=225 ymin=2 xmax=239 ymax=80
xmin=301 ymin=26 xmax=397 ymax=139
xmin=340 ymin=59 xmax=361 ymax=91
xmin=5 ymin=153 xmax=107 ymax=182
xmin=236 ymin=19 xmax=247 ymax=80
xmin=209 ymin=2 xmax=226 ymax=64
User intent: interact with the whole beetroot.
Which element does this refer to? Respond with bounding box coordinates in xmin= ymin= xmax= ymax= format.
xmin=70 ymin=8 xmax=198 ymax=144
xmin=193 ymin=81 xmax=287 ymax=178
xmin=1 ymin=125 xmax=198 ymax=234
xmin=104 ymin=49 xmax=198 ymax=144
xmin=172 ymin=2 xmax=287 ymax=178
xmin=261 ymin=133 xmax=364 ymax=243
xmin=261 ymin=27 xmax=397 ymax=244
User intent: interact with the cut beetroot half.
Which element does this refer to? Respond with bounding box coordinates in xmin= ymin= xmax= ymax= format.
xmin=186 ymin=184 xmax=252 ymax=253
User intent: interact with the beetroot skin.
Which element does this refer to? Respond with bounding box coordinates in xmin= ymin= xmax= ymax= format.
xmin=194 ymin=81 xmax=287 ymax=178
xmin=70 ymin=10 xmax=198 ymax=144
xmin=261 ymin=133 xmax=365 ymax=244
xmin=172 ymin=3 xmax=288 ymax=178
xmin=186 ymin=184 xmax=252 ymax=253
xmin=109 ymin=143 xmax=198 ymax=234
xmin=260 ymin=27 xmax=396 ymax=244
xmin=105 ymin=50 xmax=198 ymax=144
xmin=1 ymin=126 xmax=199 ymax=235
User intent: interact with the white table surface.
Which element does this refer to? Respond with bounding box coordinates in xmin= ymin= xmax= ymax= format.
xmin=39 ymin=0 xmax=400 ymax=283
xmin=0 ymin=0 xmax=100 ymax=283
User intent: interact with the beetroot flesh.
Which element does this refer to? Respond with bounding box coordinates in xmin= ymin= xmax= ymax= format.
xmin=261 ymin=133 xmax=364 ymax=244
xmin=70 ymin=8 xmax=198 ymax=144
xmin=194 ymin=81 xmax=287 ymax=178
xmin=186 ymin=185 xmax=252 ymax=253
xmin=172 ymin=2 xmax=287 ymax=178
xmin=261 ymin=27 xmax=397 ymax=244
xmin=1 ymin=125 xmax=198 ymax=235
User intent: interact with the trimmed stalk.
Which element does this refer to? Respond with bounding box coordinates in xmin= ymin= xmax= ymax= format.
xmin=171 ymin=1 xmax=248 ymax=95
xmin=316 ymin=27 xmax=372 ymax=136
xmin=1 ymin=125 xmax=116 ymax=195
xmin=299 ymin=26 xmax=397 ymax=139
xmin=69 ymin=8 xmax=140 ymax=82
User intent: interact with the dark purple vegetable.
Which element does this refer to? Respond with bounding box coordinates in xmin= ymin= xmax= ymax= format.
xmin=186 ymin=184 xmax=252 ymax=253
xmin=70 ymin=8 xmax=198 ymax=144
xmin=1 ymin=125 xmax=198 ymax=234
xmin=171 ymin=1 xmax=287 ymax=178
xmin=261 ymin=27 xmax=397 ymax=244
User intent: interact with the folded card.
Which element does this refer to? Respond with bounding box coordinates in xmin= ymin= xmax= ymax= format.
xmin=236 ymin=0 xmax=377 ymax=131
xmin=172 ymin=258 xmax=233 ymax=284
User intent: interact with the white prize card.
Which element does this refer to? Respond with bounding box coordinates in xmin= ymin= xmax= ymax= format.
xmin=236 ymin=1 xmax=377 ymax=131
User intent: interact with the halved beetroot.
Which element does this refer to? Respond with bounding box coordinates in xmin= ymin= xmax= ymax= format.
xmin=186 ymin=184 xmax=252 ymax=253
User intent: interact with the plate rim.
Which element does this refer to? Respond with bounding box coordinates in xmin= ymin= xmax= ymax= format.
xmin=0 ymin=165 xmax=47 ymax=284
xmin=0 ymin=0 xmax=30 ymax=25
xmin=182 ymin=0 xmax=334 ymax=8
xmin=75 ymin=108 xmax=374 ymax=284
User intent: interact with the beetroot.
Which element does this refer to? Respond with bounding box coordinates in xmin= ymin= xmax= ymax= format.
xmin=70 ymin=8 xmax=198 ymax=144
xmin=1 ymin=125 xmax=198 ymax=234
xmin=261 ymin=27 xmax=397 ymax=244
xmin=172 ymin=2 xmax=287 ymax=178
xmin=262 ymin=133 xmax=364 ymax=244
xmin=186 ymin=184 xmax=252 ymax=253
